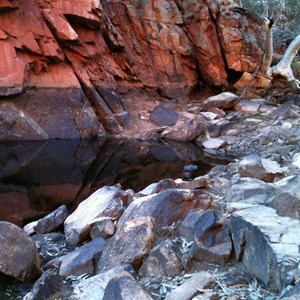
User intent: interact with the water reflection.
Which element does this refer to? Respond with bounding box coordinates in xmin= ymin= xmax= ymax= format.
xmin=0 ymin=139 xmax=216 ymax=226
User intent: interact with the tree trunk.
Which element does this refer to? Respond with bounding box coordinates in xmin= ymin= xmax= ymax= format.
xmin=235 ymin=6 xmax=300 ymax=94
xmin=267 ymin=35 xmax=300 ymax=89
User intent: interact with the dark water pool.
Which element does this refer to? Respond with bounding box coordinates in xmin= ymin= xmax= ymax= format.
xmin=0 ymin=138 xmax=225 ymax=299
xmin=0 ymin=138 xmax=219 ymax=227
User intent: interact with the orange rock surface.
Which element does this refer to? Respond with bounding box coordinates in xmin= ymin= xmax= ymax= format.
xmin=0 ymin=0 xmax=263 ymax=140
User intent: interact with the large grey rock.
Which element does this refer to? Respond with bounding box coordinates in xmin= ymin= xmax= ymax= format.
xmin=190 ymin=210 xmax=232 ymax=265
xmin=178 ymin=209 xmax=205 ymax=242
xmin=150 ymin=104 xmax=179 ymax=126
xmin=23 ymin=272 xmax=64 ymax=300
xmin=59 ymin=237 xmax=106 ymax=277
xmin=70 ymin=265 xmax=135 ymax=300
xmin=230 ymin=204 xmax=300 ymax=291
xmin=138 ymin=178 xmax=177 ymax=196
xmin=238 ymin=153 xmax=283 ymax=182
xmin=34 ymin=205 xmax=69 ymax=234
xmin=103 ymin=271 xmax=153 ymax=300
xmin=138 ymin=239 xmax=183 ymax=278
xmin=175 ymin=176 xmax=207 ymax=190
xmin=90 ymin=219 xmax=115 ymax=239
xmin=161 ymin=116 xmax=205 ymax=142
xmin=64 ymin=185 xmax=126 ymax=246
xmin=97 ymin=217 xmax=155 ymax=273
xmin=226 ymin=175 xmax=276 ymax=205
xmin=202 ymin=92 xmax=239 ymax=110
xmin=23 ymin=221 xmax=38 ymax=236
xmin=205 ymin=118 xmax=230 ymax=138
xmin=272 ymin=176 xmax=300 ymax=219
xmin=273 ymin=175 xmax=300 ymax=198
xmin=164 ymin=271 xmax=215 ymax=300
xmin=273 ymin=192 xmax=300 ymax=219
xmin=117 ymin=189 xmax=212 ymax=235
xmin=202 ymin=138 xmax=227 ymax=149
xmin=0 ymin=221 xmax=41 ymax=282
xmin=0 ymin=102 xmax=49 ymax=140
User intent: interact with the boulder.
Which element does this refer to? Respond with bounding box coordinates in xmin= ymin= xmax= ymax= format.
xmin=178 ymin=209 xmax=205 ymax=242
xmin=90 ymin=219 xmax=115 ymax=240
xmin=234 ymin=72 xmax=271 ymax=89
xmin=23 ymin=272 xmax=64 ymax=300
xmin=117 ymin=189 xmax=212 ymax=235
xmin=190 ymin=210 xmax=232 ymax=265
xmin=138 ymin=239 xmax=183 ymax=278
xmin=164 ymin=271 xmax=215 ymax=300
xmin=71 ymin=264 xmax=135 ymax=300
xmin=0 ymin=221 xmax=40 ymax=282
xmin=205 ymin=118 xmax=230 ymax=138
xmin=274 ymin=192 xmax=300 ymax=219
xmin=273 ymin=175 xmax=300 ymax=198
xmin=64 ymin=185 xmax=127 ymax=246
xmin=34 ymin=205 xmax=69 ymax=234
xmin=0 ymin=102 xmax=49 ymax=140
xmin=59 ymin=237 xmax=106 ymax=277
xmin=97 ymin=217 xmax=155 ymax=272
xmin=202 ymin=138 xmax=227 ymax=149
xmin=138 ymin=178 xmax=177 ymax=196
xmin=103 ymin=271 xmax=153 ymax=300
xmin=230 ymin=204 xmax=300 ymax=291
xmin=161 ymin=116 xmax=205 ymax=142
xmin=23 ymin=221 xmax=39 ymax=236
xmin=175 ymin=176 xmax=207 ymax=190
xmin=238 ymin=154 xmax=283 ymax=182
xmin=202 ymin=93 xmax=240 ymax=111
xmin=150 ymin=104 xmax=179 ymax=126
xmin=226 ymin=175 xmax=276 ymax=205
xmin=234 ymin=99 xmax=276 ymax=115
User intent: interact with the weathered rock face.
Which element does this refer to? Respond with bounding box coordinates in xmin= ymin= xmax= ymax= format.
xmin=0 ymin=0 xmax=263 ymax=140
xmin=70 ymin=265 xmax=136 ymax=300
xmin=97 ymin=216 xmax=155 ymax=272
xmin=103 ymin=271 xmax=153 ymax=300
xmin=138 ymin=239 xmax=183 ymax=278
xmin=58 ymin=237 xmax=106 ymax=277
xmin=230 ymin=204 xmax=300 ymax=291
xmin=23 ymin=272 xmax=64 ymax=300
xmin=190 ymin=210 xmax=232 ymax=265
xmin=64 ymin=184 xmax=127 ymax=246
xmin=117 ymin=189 xmax=212 ymax=233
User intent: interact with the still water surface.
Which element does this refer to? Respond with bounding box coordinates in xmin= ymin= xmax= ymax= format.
xmin=0 ymin=138 xmax=216 ymax=227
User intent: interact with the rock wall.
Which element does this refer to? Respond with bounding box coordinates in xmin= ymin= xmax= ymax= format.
xmin=0 ymin=0 xmax=264 ymax=140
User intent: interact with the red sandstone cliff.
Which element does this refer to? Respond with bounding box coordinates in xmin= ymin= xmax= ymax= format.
xmin=0 ymin=0 xmax=263 ymax=140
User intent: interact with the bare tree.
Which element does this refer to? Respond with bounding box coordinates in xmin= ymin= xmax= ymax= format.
xmin=234 ymin=6 xmax=300 ymax=90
